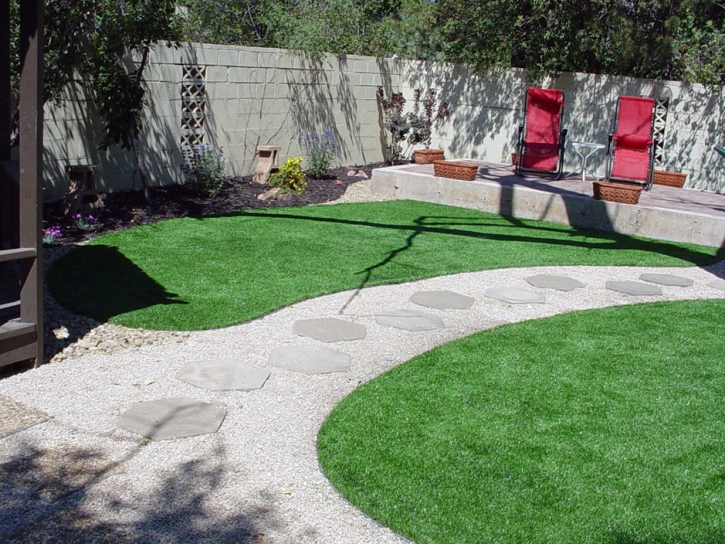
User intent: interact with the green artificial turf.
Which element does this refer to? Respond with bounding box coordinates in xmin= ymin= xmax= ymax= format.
xmin=48 ymin=200 xmax=722 ymax=330
xmin=318 ymin=299 xmax=725 ymax=544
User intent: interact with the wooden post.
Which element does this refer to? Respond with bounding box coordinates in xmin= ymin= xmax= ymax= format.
xmin=0 ymin=0 xmax=10 ymax=161
xmin=18 ymin=0 xmax=43 ymax=366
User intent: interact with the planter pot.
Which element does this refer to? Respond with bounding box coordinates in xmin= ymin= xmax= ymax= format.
xmin=653 ymin=170 xmax=687 ymax=188
xmin=414 ymin=149 xmax=445 ymax=164
xmin=433 ymin=160 xmax=479 ymax=181
xmin=593 ymin=181 xmax=642 ymax=205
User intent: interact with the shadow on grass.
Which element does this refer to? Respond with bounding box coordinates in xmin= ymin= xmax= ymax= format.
xmin=47 ymin=244 xmax=186 ymax=323
xmin=0 ymin=440 xmax=278 ymax=543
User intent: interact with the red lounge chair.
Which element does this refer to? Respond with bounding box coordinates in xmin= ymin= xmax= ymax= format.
xmin=606 ymin=96 xmax=656 ymax=190
xmin=515 ymin=87 xmax=567 ymax=179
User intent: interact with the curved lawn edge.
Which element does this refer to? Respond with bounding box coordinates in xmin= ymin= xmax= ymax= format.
xmin=318 ymin=298 xmax=725 ymax=544
xmin=47 ymin=200 xmax=724 ymax=330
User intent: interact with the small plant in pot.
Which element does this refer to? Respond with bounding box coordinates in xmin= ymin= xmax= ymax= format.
xmin=407 ymin=89 xmax=450 ymax=164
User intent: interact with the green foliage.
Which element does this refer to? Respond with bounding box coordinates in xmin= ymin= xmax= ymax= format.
xmin=181 ymin=145 xmax=227 ymax=197
xmin=268 ymin=156 xmax=307 ymax=194
xmin=319 ymin=299 xmax=725 ymax=543
xmin=302 ymin=131 xmax=338 ymax=178
xmin=47 ymin=200 xmax=720 ymax=330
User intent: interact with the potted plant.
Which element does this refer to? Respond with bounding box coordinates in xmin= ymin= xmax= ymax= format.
xmin=407 ymin=89 xmax=450 ymax=164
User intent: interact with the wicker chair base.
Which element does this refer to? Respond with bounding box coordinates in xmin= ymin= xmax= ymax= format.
xmin=433 ymin=160 xmax=479 ymax=181
xmin=593 ymin=181 xmax=642 ymax=205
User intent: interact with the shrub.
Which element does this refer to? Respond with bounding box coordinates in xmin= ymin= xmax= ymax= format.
xmin=181 ymin=145 xmax=227 ymax=197
xmin=303 ymin=130 xmax=338 ymax=178
xmin=269 ymin=156 xmax=307 ymax=194
xmin=407 ymin=89 xmax=450 ymax=149
xmin=376 ymin=86 xmax=410 ymax=164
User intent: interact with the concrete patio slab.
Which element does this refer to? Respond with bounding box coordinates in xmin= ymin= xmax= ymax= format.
xmin=525 ymin=274 xmax=585 ymax=291
xmin=375 ymin=310 xmax=446 ymax=331
xmin=606 ymin=281 xmax=663 ymax=296
xmin=176 ymin=359 xmax=271 ymax=391
xmin=409 ymin=290 xmax=475 ymax=309
xmin=485 ymin=287 xmax=546 ymax=304
xmin=269 ymin=345 xmax=351 ymax=374
xmin=293 ymin=318 xmax=366 ymax=343
xmin=119 ymin=398 xmax=227 ymax=440
xmin=640 ymin=273 xmax=694 ymax=287
xmin=371 ymin=162 xmax=725 ymax=248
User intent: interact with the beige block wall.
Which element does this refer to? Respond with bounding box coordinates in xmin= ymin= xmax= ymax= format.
xmin=41 ymin=43 xmax=725 ymax=198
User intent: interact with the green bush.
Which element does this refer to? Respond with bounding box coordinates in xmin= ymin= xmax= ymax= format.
xmin=269 ymin=156 xmax=307 ymax=194
xmin=181 ymin=145 xmax=227 ymax=197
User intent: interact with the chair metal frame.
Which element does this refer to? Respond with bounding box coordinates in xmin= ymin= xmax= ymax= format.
xmin=515 ymin=87 xmax=568 ymax=180
xmin=605 ymin=96 xmax=657 ymax=191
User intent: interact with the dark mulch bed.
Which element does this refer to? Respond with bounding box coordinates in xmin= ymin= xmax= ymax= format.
xmin=43 ymin=164 xmax=383 ymax=245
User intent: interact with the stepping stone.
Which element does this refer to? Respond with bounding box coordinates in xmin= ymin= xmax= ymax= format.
xmin=120 ymin=398 xmax=227 ymax=440
xmin=606 ymin=281 xmax=662 ymax=296
xmin=409 ymin=290 xmax=475 ymax=309
xmin=176 ymin=359 xmax=271 ymax=391
xmin=709 ymin=278 xmax=725 ymax=292
xmin=375 ymin=310 xmax=445 ymax=331
xmin=484 ymin=288 xmax=546 ymax=304
xmin=525 ymin=274 xmax=585 ymax=292
xmin=293 ymin=318 xmax=366 ymax=343
xmin=639 ymin=273 xmax=694 ymax=287
xmin=269 ymin=345 xmax=351 ymax=374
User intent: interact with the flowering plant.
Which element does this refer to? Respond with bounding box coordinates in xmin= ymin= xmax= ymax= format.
xmin=303 ymin=131 xmax=337 ymax=178
xmin=268 ymin=157 xmax=307 ymax=194
xmin=181 ymin=145 xmax=227 ymax=197
xmin=73 ymin=214 xmax=97 ymax=230
xmin=42 ymin=225 xmax=62 ymax=244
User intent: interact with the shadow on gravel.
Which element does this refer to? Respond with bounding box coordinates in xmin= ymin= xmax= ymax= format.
xmin=0 ymin=440 xmax=280 ymax=543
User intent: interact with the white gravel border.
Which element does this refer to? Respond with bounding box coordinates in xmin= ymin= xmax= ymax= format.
xmin=1 ymin=261 xmax=724 ymax=542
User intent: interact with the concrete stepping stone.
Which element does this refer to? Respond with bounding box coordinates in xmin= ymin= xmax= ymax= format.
xmin=606 ymin=281 xmax=662 ymax=296
xmin=409 ymin=290 xmax=475 ymax=309
xmin=293 ymin=318 xmax=366 ymax=343
xmin=709 ymin=278 xmax=725 ymax=292
xmin=525 ymin=274 xmax=584 ymax=292
xmin=120 ymin=398 xmax=227 ymax=440
xmin=269 ymin=345 xmax=351 ymax=374
xmin=639 ymin=273 xmax=694 ymax=287
xmin=484 ymin=288 xmax=546 ymax=304
xmin=375 ymin=310 xmax=445 ymax=331
xmin=176 ymin=359 xmax=271 ymax=391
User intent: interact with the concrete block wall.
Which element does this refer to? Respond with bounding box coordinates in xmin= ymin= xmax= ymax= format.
xmin=41 ymin=43 xmax=724 ymax=198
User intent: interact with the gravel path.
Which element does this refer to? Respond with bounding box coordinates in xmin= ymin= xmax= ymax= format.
xmin=1 ymin=180 xmax=724 ymax=543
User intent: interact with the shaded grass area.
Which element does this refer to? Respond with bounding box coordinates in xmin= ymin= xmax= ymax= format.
xmin=318 ymin=299 xmax=725 ymax=544
xmin=48 ymin=200 xmax=723 ymax=330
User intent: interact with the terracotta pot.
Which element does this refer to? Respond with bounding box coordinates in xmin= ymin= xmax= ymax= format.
xmin=593 ymin=181 xmax=642 ymax=205
xmin=433 ymin=160 xmax=479 ymax=181
xmin=414 ymin=149 xmax=445 ymax=164
xmin=653 ymin=170 xmax=687 ymax=188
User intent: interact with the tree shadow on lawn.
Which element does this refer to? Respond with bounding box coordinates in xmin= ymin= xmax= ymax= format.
xmin=232 ymin=208 xmax=725 ymax=313
xmin=0 ymin=439 xmax=279 ymax=543
xmin=47 ymin=244 xmax=187 ymax=323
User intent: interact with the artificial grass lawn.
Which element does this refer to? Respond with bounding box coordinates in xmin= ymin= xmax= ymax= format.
xmin=48 ymin=200 xmax=723 ymax=330
xmin=318 ymin=299 xmax=725 ymax=544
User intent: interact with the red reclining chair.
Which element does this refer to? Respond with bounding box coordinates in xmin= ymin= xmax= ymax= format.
xmin=515 ymin=87 xmax=567 ymax=179
xmin=606 ymin=96 xmax=657 ymax=190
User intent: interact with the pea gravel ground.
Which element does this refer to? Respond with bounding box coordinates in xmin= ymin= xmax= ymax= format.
xmin=1 ymin=179 xmax=724 ymax=543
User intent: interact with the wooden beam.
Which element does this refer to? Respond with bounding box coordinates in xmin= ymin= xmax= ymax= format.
xmin=18 ymin=0 xmax=43 ymax=367
xmin=0 ymin=0 xmax=10 ymax=161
